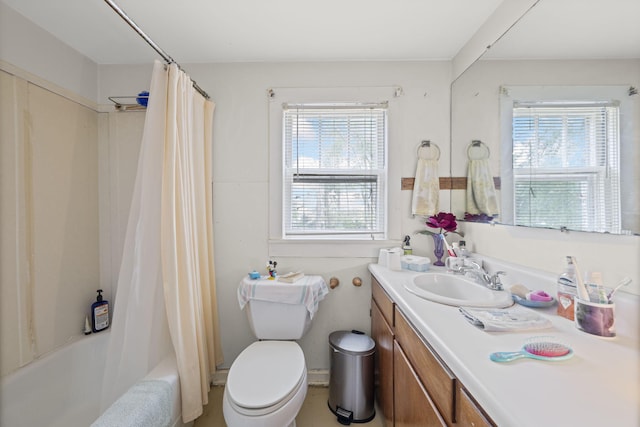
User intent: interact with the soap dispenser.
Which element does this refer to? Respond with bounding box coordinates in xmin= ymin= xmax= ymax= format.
xmin=91 ymin=289 xmax=110 ymax=333
xmin=402 ymin=235 xmax=413 ymax=255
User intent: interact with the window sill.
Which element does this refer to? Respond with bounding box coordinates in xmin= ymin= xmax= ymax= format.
xmin=268 ymin=239 xmax=402 ymax=258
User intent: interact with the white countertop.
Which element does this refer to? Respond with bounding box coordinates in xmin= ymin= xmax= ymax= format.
xmin=369 ymin=262 xmax=640 ymax=427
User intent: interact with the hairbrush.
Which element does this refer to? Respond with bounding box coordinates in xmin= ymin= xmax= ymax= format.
xmin=490 ymin=336 xmax=573 ymax=362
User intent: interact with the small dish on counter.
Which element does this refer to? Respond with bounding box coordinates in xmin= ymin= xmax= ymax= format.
xmin=512 ymin=294 xmax=556 ymax=308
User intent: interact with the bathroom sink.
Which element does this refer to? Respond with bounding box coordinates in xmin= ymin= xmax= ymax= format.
xmin=404 ymin=273 xmax=513 ymax=308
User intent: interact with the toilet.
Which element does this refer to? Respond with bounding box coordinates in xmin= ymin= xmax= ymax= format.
xmin=223 ymin=278 xmax=326 ymax=427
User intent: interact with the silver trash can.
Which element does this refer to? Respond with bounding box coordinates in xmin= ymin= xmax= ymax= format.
xmin=328 ymin=330 xmax=376 ymax=424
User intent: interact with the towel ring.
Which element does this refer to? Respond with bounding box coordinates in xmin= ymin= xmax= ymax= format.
xmin=417 ymin=140 xmax=440 ymax=160
xmin=467 ymin=140 xmax=490 ymax=160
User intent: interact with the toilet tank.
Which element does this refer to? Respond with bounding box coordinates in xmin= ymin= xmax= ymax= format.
xmin=246 ymin=300 xmax=312 ymax=340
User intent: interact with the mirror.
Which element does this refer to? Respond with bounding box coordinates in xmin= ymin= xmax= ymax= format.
xmin=451 ymin=0 xmax=640 ymax=235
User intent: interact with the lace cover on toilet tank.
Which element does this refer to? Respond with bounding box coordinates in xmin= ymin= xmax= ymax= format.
xmin=237 ymin=275 xmax=328 ymax=319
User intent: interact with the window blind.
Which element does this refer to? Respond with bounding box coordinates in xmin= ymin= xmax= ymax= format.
xmin=283 ymin=105 xmax=387 ymax=238
xmin=512 ymin=102 xmax=620 ymax=232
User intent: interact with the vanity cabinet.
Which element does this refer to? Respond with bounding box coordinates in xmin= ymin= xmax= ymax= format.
xmin=371 ymin=275 xmax=494 ymax=427
xmin=394 ymin=340 xmax=446 ymax=427
xmin=395 ymin=308 xmax=456 ymax=425
xmin=456 ymin=385 xmax=494 ymax=427
xmin=371 ymin=277 xmax=394 ymax=425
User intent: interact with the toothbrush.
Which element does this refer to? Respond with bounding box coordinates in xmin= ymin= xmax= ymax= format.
xmin=607 ymin=277 xmax=631 ymax=302
xmin=570 ymin=256 xmax=591 ymax=301
xmin=443 ymin=237 xmax=456 ymax=257
xmin=589 ymin=272 xmax=608 ymax=303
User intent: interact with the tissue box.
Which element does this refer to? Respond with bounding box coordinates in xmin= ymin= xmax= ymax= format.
xmin=401 ymin=255 xmax=431 ymax=272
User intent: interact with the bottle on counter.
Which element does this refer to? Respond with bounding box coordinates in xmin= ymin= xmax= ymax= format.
xmin=557 ymin=256 xmax=577 ymax=321
xmin=402 ymin=235 xmax=413 ymax=255
xmin=458 ymin=240 xmax=470 ymax=258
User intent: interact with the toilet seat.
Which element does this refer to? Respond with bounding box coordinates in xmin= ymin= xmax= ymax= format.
xmin=226 ymin=341 xmax=306 ymax=416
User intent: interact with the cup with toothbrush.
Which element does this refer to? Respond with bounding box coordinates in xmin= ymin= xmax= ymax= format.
xmin=574 ymin=298 xmax=616 ymax=337
xmin=572 ymin=257 xmax=631 ymax=338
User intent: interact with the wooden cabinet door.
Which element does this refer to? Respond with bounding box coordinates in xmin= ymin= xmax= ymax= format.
xmin=394 ymin=341 xmax=446 ymax=427
xmin=372 ymin=299 xmax=394 ymax=426
xmin=395 ymin=308 xmax=455 ymax=425
xmin=372 ymin=277 xmax=394 ymax=326
xmin=457 ymin=386 xmax=494 ymax=427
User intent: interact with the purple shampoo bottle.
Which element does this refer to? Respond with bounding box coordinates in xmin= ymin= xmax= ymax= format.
xmin=91 ymin=289 xmax=109 ymax=333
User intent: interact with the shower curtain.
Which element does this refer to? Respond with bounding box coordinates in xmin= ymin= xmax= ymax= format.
xmin=101 ymin=60 xmax=223 ymax=423
xmin=160 ymin=63 xmax=223 ymax=422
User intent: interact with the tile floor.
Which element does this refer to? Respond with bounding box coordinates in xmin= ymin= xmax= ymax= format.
xmin=194 ymin=385 xmax=383 ymax=427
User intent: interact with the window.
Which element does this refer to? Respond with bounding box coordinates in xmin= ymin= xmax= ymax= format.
xmin=282 ymin=104 xmax=387 ymax=239
xmin=511 ymin=101 xmax=621 ymax=233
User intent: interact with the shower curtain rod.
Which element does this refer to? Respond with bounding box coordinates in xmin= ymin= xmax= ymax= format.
xmin=104 ymin=0 xmax=210 ymax=100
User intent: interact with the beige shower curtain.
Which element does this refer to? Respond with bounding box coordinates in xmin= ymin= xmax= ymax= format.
xmin=160 ymin=62 xmax=223 ymax=423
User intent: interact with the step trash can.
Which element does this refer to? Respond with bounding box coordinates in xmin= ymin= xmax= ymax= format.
xmin=328 ymin=330 xmax=376 ymax=425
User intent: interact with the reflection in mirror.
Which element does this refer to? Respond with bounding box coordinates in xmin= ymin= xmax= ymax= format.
xmin=450 ymin=0 xmax=640 ymax=235
xmin=465 ymin=139 xmax=499 ymax=221
xmin=500 ymin=85 xmax=630 ymax=234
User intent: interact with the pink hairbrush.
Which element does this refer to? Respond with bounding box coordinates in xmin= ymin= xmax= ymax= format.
xmin=490 ymin=336 xmax=573 ymax=362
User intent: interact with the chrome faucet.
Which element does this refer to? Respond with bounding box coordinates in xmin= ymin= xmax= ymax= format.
xmin=458 ymin=260 xmax=490 ymax=283
xmin=452 ymin=260 xmax=506 ymax=291
xmin=487 ymin=271 xmax=506 ymax=291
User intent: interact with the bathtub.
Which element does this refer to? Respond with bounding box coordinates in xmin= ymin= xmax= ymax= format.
xmin=0 ymin=331 xmax=190 ymax=427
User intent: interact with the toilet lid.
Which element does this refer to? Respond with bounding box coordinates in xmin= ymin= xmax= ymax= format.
xmin=227 ymin=341 xmax=306 ymax=411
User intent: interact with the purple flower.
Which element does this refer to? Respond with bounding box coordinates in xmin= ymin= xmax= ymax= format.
xmin=417 ymin=212 xmax=463 ymax=238
xmin=464 ymin=212 xmax=496 ymax=223
xmin=426 ymin=212 xmax=458 ymax=233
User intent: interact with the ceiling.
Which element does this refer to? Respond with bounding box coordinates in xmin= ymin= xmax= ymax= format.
xmin=3 ymin=0 xmax=638 ymax=65
xmin=484 ymin=0 xmax=640 ymax=60
xmin=2 ymin=0 xmax=506 ymax=64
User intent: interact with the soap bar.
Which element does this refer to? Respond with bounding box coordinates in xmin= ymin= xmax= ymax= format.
xmin=527 ymin=290 xmax=553 ymax=302
xmin=509 ymin=284 xmax=529 ymax=299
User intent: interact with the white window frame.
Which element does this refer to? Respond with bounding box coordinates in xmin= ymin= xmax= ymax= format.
xmin=268 ymin=87 xmax=402 ymax=257
xmin=500 ymin=86 xmax=627 ymax=233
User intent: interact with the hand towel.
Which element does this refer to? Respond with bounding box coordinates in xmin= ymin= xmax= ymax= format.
xmin=466 ymin=158 xmax=499 ymax=216
xmin=237 ymin=275 xmax=329 ymax=319
xmin=412 ymin=158 xmax=440 ymax=216
xmin=459 ymin=306 xmax=552 ymax=332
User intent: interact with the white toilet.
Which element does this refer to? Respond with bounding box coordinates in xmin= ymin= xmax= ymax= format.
xmin=223 ymin=298 xmax=316 ymax=427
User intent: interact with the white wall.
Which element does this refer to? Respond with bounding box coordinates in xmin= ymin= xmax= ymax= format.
xmin=461 ymin=222 xmax=640 ymax=295
xmin=99 ymin=61 xmax=453 ymax=370
xmin=452 ymin=0 xmax=539 ymax=80
xmin=2 ymin=2 xmax=455 ymax=372
xmin=0 ymin=70 xmax=100 ymax=376
xmin=0 ymin=5 xmax=106 ymax=377
xmin=0 ymin=2 xmax=98 ymax=104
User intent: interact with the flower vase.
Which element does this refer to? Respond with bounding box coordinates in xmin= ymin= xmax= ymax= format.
xmin=432 ymin=234 xmax=445 ymax=266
